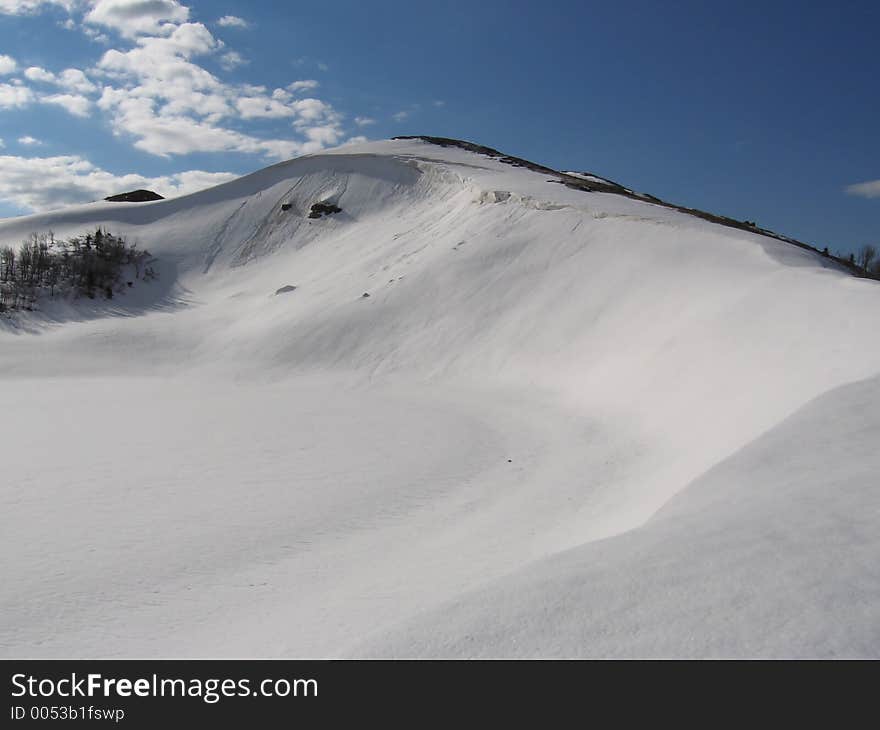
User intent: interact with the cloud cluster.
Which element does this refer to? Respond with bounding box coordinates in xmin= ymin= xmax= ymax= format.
xmin=0 ymin=1 xmax=376 ymax=211
xmin=0 ymin=152 xmax=238 ymax=209
xmin=2 ymin=1 xmax=356 ymax=160
xmin=0 ymin=59 xmax=95 ymax=116
xmin=42 ymin=92 xmax=92 ymax=116
xmin=89 ymin=17 xmax=349 ymax=158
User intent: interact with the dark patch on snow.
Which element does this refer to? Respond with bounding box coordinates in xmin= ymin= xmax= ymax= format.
xmin=361 ymin=292 xmax=370 ymax=298
xmin=308 ymin=202 xmax=342 ymax=219
xmin=281 ymin=203 xmax=293 ymax=211
xmin=104 ymin=189 xmax=164 ymax=203
xmin=275 ymin=285 xmax=297 ymax=295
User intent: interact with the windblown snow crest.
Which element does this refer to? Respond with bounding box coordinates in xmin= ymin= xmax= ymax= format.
xmin=1 ymin=137 xmax=879 ymax=657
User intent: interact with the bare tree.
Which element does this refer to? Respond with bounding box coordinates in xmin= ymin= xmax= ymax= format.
xmin=0 ymin=228 xmax=152 ymax=312
xmin=0 ymin=246 xmax=14 ymax=283
xmin=857 ymin=244 xmax=877 ymax=273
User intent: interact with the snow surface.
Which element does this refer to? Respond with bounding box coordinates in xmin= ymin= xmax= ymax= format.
xmin=1 ymin=137 xmax=878 ymax=657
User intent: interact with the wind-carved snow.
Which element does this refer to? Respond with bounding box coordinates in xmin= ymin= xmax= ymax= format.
xmin=1 ymin=137 xmax=879 ymax=657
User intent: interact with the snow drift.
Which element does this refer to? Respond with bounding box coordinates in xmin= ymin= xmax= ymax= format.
xmin=1 ymin=137 xmax=878 ymax=657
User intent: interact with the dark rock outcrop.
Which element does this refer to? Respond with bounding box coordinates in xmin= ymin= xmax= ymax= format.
xmin=104 ymin=189 xmax=164 ymax=203
xmin=308 ymin=202 xmax=342 ymax=219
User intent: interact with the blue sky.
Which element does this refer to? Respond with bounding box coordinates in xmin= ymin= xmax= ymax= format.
xmin=0 ymin=0 xmax=877 ymax=254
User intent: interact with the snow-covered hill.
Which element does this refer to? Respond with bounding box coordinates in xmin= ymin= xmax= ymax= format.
xmin=1 ymin=137 xmax=878 ymax=657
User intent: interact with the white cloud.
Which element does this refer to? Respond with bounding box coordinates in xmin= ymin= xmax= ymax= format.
xmin=0 ymin=54 xmax=17 ymax=75
xmin=0 ymin=152 xmax=238 ymax=210
xmin=0 ymin=138 xmax=4 ymax=148
xmin=217 ymin=14 xmax=248 ymax=29
xmin=288 ymin=99 xmax=344 ymax=153
xmin=289 ymin=98 xmax=337 ymax=124
xmin=25 ymin=66 xmax=56 ymax=83
xmin=41 ymin=92 xmax=92 ymax=116
xmin=219 ymin=50 xmax=246 ymax=70
xmin=236 ymin=94 xmax=294 ymax=119
xmin=138 ymin=19 xmax=217 ymax=56
xmin=288 ymin=79 xmax=318 ymax=93
xmin=99 ymin=91 xmax=302 ymax=158
xmin=97 ymin=24 xmax=221 ymax=82
xmin=25 ymin=66 xmax=97 ymax=94
xmin=82 ymin=25 xmax=112 ymax=44
xmin=20 ymin=65 xmax=97 ymax=116
xmin=0 ymin=0 xmax=76 ymax=13
xmin=18 ymin=135 xmax=42 ymax=145
xmin=58 ymin=67 xmax=98 ymax=93
xmin=95 ymin=22 xmax=230 ymax=123
xmin=354 ymin=116 xmax=375 ymax=127
xmin=0 ymin=74 xmax=95 ymax=117
xmin=392 ymin=110 xmax=410 ymax=122
xmin=845 ymin=180 xmax=880 ymax=199
xmin=301 ymin=124 xmax=342 ymax=149
xmin=86 ymin=0 xmax=190 ymax=38
xmin=0 ymin=82 xmax=34 ymax=108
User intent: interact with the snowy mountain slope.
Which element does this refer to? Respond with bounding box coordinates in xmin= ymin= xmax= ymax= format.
xmin=1 ymin=137 xmax=878 ymax=657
